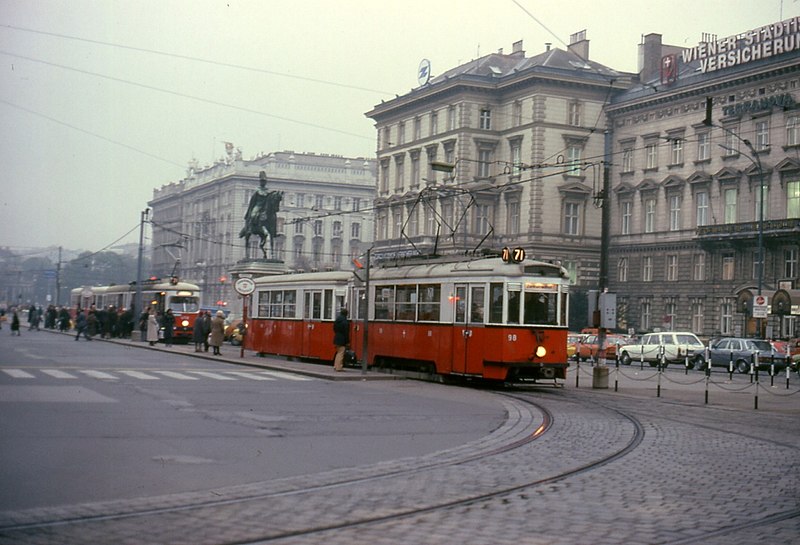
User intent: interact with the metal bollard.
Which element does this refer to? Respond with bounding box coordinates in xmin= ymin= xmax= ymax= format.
xmin=770 ymin=348 xmax=775 ymax=387
xmin=728 ymin=350 xmax=734 ymax=380
xmin=614 ymin=341 xmax=620 ymax=392
xmin=754 ymin=351 xmax=760 ymax=410
xmin=685 ymin=351 xmax=690 ymax=375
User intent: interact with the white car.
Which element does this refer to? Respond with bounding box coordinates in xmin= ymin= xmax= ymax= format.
xmin=619 ymin=332 xmax=704 ymax=367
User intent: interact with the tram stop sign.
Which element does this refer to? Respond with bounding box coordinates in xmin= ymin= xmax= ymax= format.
xmin=752 ymin=294 xmax=768 ymax=318
xmin=234 ymin=277 xmax=255 ymax=296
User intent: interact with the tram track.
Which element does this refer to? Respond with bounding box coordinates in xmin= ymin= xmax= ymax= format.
xmin=0 ymin=391 xmax=645 ymax=545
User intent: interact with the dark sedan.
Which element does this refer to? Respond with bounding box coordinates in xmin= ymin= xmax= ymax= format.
xmin=692 ymin=337 xmax=790 ymax=374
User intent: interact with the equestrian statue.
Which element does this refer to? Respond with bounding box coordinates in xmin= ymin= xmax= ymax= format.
xmin=239 ymin=171 xmax=283 ymax=259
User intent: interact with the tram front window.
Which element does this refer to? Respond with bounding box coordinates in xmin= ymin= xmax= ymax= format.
xmin=523 ymin=292 xmax=557 ymax=325
xmin=169 ymin=296 xmax=199 ymax=313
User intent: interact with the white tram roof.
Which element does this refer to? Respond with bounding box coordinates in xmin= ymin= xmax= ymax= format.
xmin=253 ymin=256 xmax=567 ymax=287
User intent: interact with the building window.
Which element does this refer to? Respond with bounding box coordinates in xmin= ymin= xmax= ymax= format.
xmin=787 ymin=115 xmax=799 ymax=146
xmin=695 ymin=191 xmax=709 ymax=227
xmin=568 ymin=101 xmax=581 ymax=126
xmin=513 ymin=101 xmax=522 ymax=126
xmin=724 ymin=188 xmax=737 ymax=224
xmin=333 ymin=197 xmax=342 ymax=211
xmin=395 ymin=156 xmax=405 ymax=192
xmin=644 ymin=198 xmax=656 ymax=233
xmin=392 ymin=208 xmax=403 ymax=238
xmin=352 ymin=198 xmax=361 ymax=212
xmin=313 ymin=220 xmax=323 ymax=237
xmin=510 ymin=141 xmax=522 ymax=177
xmin=294 ymin=220 xmax=304 ymax=235
xmin=382 ymin=127 xmax=391 ymax=149
xmin=430 ymin=111 xmax=438 ymax=136
xmin=669 ymin=194 xmax=681 ymax=231
xmin=640 ymin=299 xmax=651 ymax=331
xmin=645 ymin=143 xmax=658 ymax=169
xmin=722 ymin=254 xmax=735 ymax=281
xmin=479 ymin=109 xmax=491 ymax=130
xmin=787 ymin=180 xmax=800 ymax=217
xmin=474 ymin=204 xmax=490 ymax=235
xmin=332 ymin=221 xmax=342 ymax=238
xmin=720 ymin=299 xmax=733 ymax=335
xmin=642 ymin=256 xmax=653 ymax=282
xmin=621 ymin=201 xmax=632 ymax=235
xmin=414 ymin=117 xmax=421 ymax=140
xmin=622 ymin=147 xmax=633 ymax=172
xmin=411 ymin=154 xmax=420 ymax=188
xmin=618 ymin=257 xmax=628 ymax=282
xmin=697 ymin=132 xmax=710 ymax=161
xmin=752 ymin=250 xmax=764 ymax=280
xmin=723 ymin=126 xmax=739 ymax=156
xmin=564 ymin=202 xmax=580 ymax=235
xmin=407 ymin=207 xmax=419 ymax=236
xmin=691 ymin=299 xmax=704 ymax=334
xmin=351 ymin=222 xmax=361 ymax=239
xmin=785 ymin=248 xmax=798 ymax=278
xmin=315 ymin=195 xmax=324 ymax=210
xmin=478 ymin=148 xmax=492 ymax=178
xmin=666 ymin=254 xmax=678 ymax=281
xmin=566 ymin=145 xmax=582 ymax=176
xmin=507 ymin=200 xmax=520 ymax=235
xmin=670 ymin=138 xmax=683 ymax=165
xmin=665 ymin=299 xmax=677 ymax=330
xmin=693 ymin=253 xmax=706 ymax=281
xmin=397 ymin=122 xmax=405 ymax=145
xmin=563 ymin=261 xmax=578 ymax=285
xmin=380 ymin=161 xmax=389 ymax=193
xmin=754 ymin=119 xmax=769 ymax=151
xmin=447 ymin=105 xmax=457 ymax=130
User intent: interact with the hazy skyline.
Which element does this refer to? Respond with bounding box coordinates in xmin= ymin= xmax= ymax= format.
xmin=1 ymin=0 xmax=795 ymax=260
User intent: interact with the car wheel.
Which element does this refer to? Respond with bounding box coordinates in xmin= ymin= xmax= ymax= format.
xmin=620 ymin=352 xmax=632 ymax=366
xmin=736 ymin=359 xmax=750 ymax=374
xmin=693 ymin=355 xmax=706 ymax=371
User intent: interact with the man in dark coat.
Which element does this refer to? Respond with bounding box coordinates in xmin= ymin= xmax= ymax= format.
xmin=332 ymin=308 xmax=350 ymax=371
xmin=162 ymin=309 xmax=175 ymax=347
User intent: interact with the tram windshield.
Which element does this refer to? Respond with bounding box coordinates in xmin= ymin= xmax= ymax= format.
xmin=168 ymin=296 xmax=199 ymax=313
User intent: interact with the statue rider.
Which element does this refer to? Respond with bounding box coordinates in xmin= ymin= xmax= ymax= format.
xmin=240 ymin=171 xmax=282 ymax=259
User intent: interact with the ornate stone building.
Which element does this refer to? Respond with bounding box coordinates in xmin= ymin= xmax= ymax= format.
xmin=148 ymin=150 xmax=376 ymax=311
xmin=606 ymin=18 xmax=800 ymax=339
xmin=365 ymin=35 xmax=633 ymax=299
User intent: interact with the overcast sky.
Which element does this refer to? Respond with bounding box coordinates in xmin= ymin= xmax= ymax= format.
xmin=1 ymin=0 xmax=796 ymax=258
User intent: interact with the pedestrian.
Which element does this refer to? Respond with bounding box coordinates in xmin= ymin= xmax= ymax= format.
xmin=10 ymin=309 xmax=21 ymax=336
xmin=74 ymin=309 xmax=90 ymax=341
xmin=162 ymin=308 xmax=175 ymax=347
xmin=58 ymin=307 xmax=70 ymax=332
xmin=332 ymin=308 xmax=350 ymax=371
xmin=87 ymin=310 xmax=98 ymax=338
xmin=209 ymin=310 xmax=225 ymax=355
xmin=192 ymin=312 xmax=206 ymax=352
xmin=146 ymin=308 xmax=159 ymax=346
xmin=200 ymin=311 xmax=212 ymax=352
xmin=28 ymin=305 xmax=41 ymax=331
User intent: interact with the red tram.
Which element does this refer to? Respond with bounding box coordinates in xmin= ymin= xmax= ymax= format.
xmin=247 ymin=256 xmax=570 ymax=382
xmin=70 ymin=279 xmax=202 ymax=341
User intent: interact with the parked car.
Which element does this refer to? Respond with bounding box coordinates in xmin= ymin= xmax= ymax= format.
xmin=618 ymin=331 xmax=704 ymax=367
xmin=692 ymin=337 xmax=791 ymax=374
xmin=573 ymin=333 xmax=631 ymax=362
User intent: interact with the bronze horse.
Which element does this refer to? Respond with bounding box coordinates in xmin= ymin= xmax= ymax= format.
xmin=239 ymin=173 xmax=283 ymax=259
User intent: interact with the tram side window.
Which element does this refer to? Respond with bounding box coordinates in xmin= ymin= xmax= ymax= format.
xmin=524 ymin=292 xmax=557 ymax=325
xmin=257 ymin=291 xmax=270 ymax=317
xmin=560 ymin=292 xmax=568 ymax=326
xmin=470 ymin=286 xmax=485 ymax=323
xmin=324 ymin=289 xmax=333 ymax=320
xmin=270 ymin=291 xmax=283 ymax=318
xmin=507 ymin=288 xmax=521 ymax=324
xmin=489 ymin=283 xmax=504 ymax=324
xmin=396 ymin=285 xmax=416 ymax=321
xmin=418 ymin=284 xmax=440 ymax=322
xmin=305 ymin=291 xmax=323 ymax=320
xmin=374 ymin=286 xmax=395 ymax=320
xmin=283 ymin=290 xmax=296 ymax=317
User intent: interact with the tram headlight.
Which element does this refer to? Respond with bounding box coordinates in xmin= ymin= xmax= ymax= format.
xmin=535 ymin=345 xmax=547 ymax=358
xmin=181 ymin=319 xmax=190 ymax=327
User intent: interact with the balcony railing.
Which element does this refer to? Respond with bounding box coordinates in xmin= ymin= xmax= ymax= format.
xmin=695 ymin=218 xmax=800 ymax=242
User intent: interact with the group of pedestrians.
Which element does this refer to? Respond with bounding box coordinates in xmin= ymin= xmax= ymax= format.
xmin=190 ymin=310 xmax=226 ymax=355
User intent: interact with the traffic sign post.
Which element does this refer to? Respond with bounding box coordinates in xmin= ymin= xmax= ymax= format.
xmin=752 ymin=295 xmax=768 ymax=319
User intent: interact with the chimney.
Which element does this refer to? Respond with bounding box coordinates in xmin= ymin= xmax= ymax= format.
xmin=512 ymin=40 xmax=524 ymax=55
xmin=568 ymin=30 xmax=589 ymax=59
xmin=545 ymin=42 xmax=552 ymax=51
xmin=638 ymin=33 xmax=663 ymax=83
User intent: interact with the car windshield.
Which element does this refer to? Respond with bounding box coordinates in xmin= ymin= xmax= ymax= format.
xmin=747 ymin=340 xmax=773 ymax=352
xmin=676 ymin=334 xmax=703 ymax=346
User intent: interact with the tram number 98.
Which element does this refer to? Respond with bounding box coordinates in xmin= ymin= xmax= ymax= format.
xmin=507 ymin=334 xmax=518 ymax=342
xmin=502 ymin=247 xmax=526 ymax=264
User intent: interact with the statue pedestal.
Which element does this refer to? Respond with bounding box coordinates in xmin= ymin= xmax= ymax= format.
xmin=229 ymin=259 xmax=288 ymax=281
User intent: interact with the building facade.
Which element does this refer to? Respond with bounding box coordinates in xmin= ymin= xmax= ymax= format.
xmin=365 ymin=35 xmax=633 ymax=300
xmin=606 ymin=19 xmax=800 ymax=340
xmin=149 ymin=150 xmax=376 ymax=312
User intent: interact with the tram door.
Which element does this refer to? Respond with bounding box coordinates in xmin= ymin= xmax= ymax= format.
xmin=451 ymin=284 xmax=485 ymax=375
xmin=302 ymin=290 xmax=324 ymax=357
